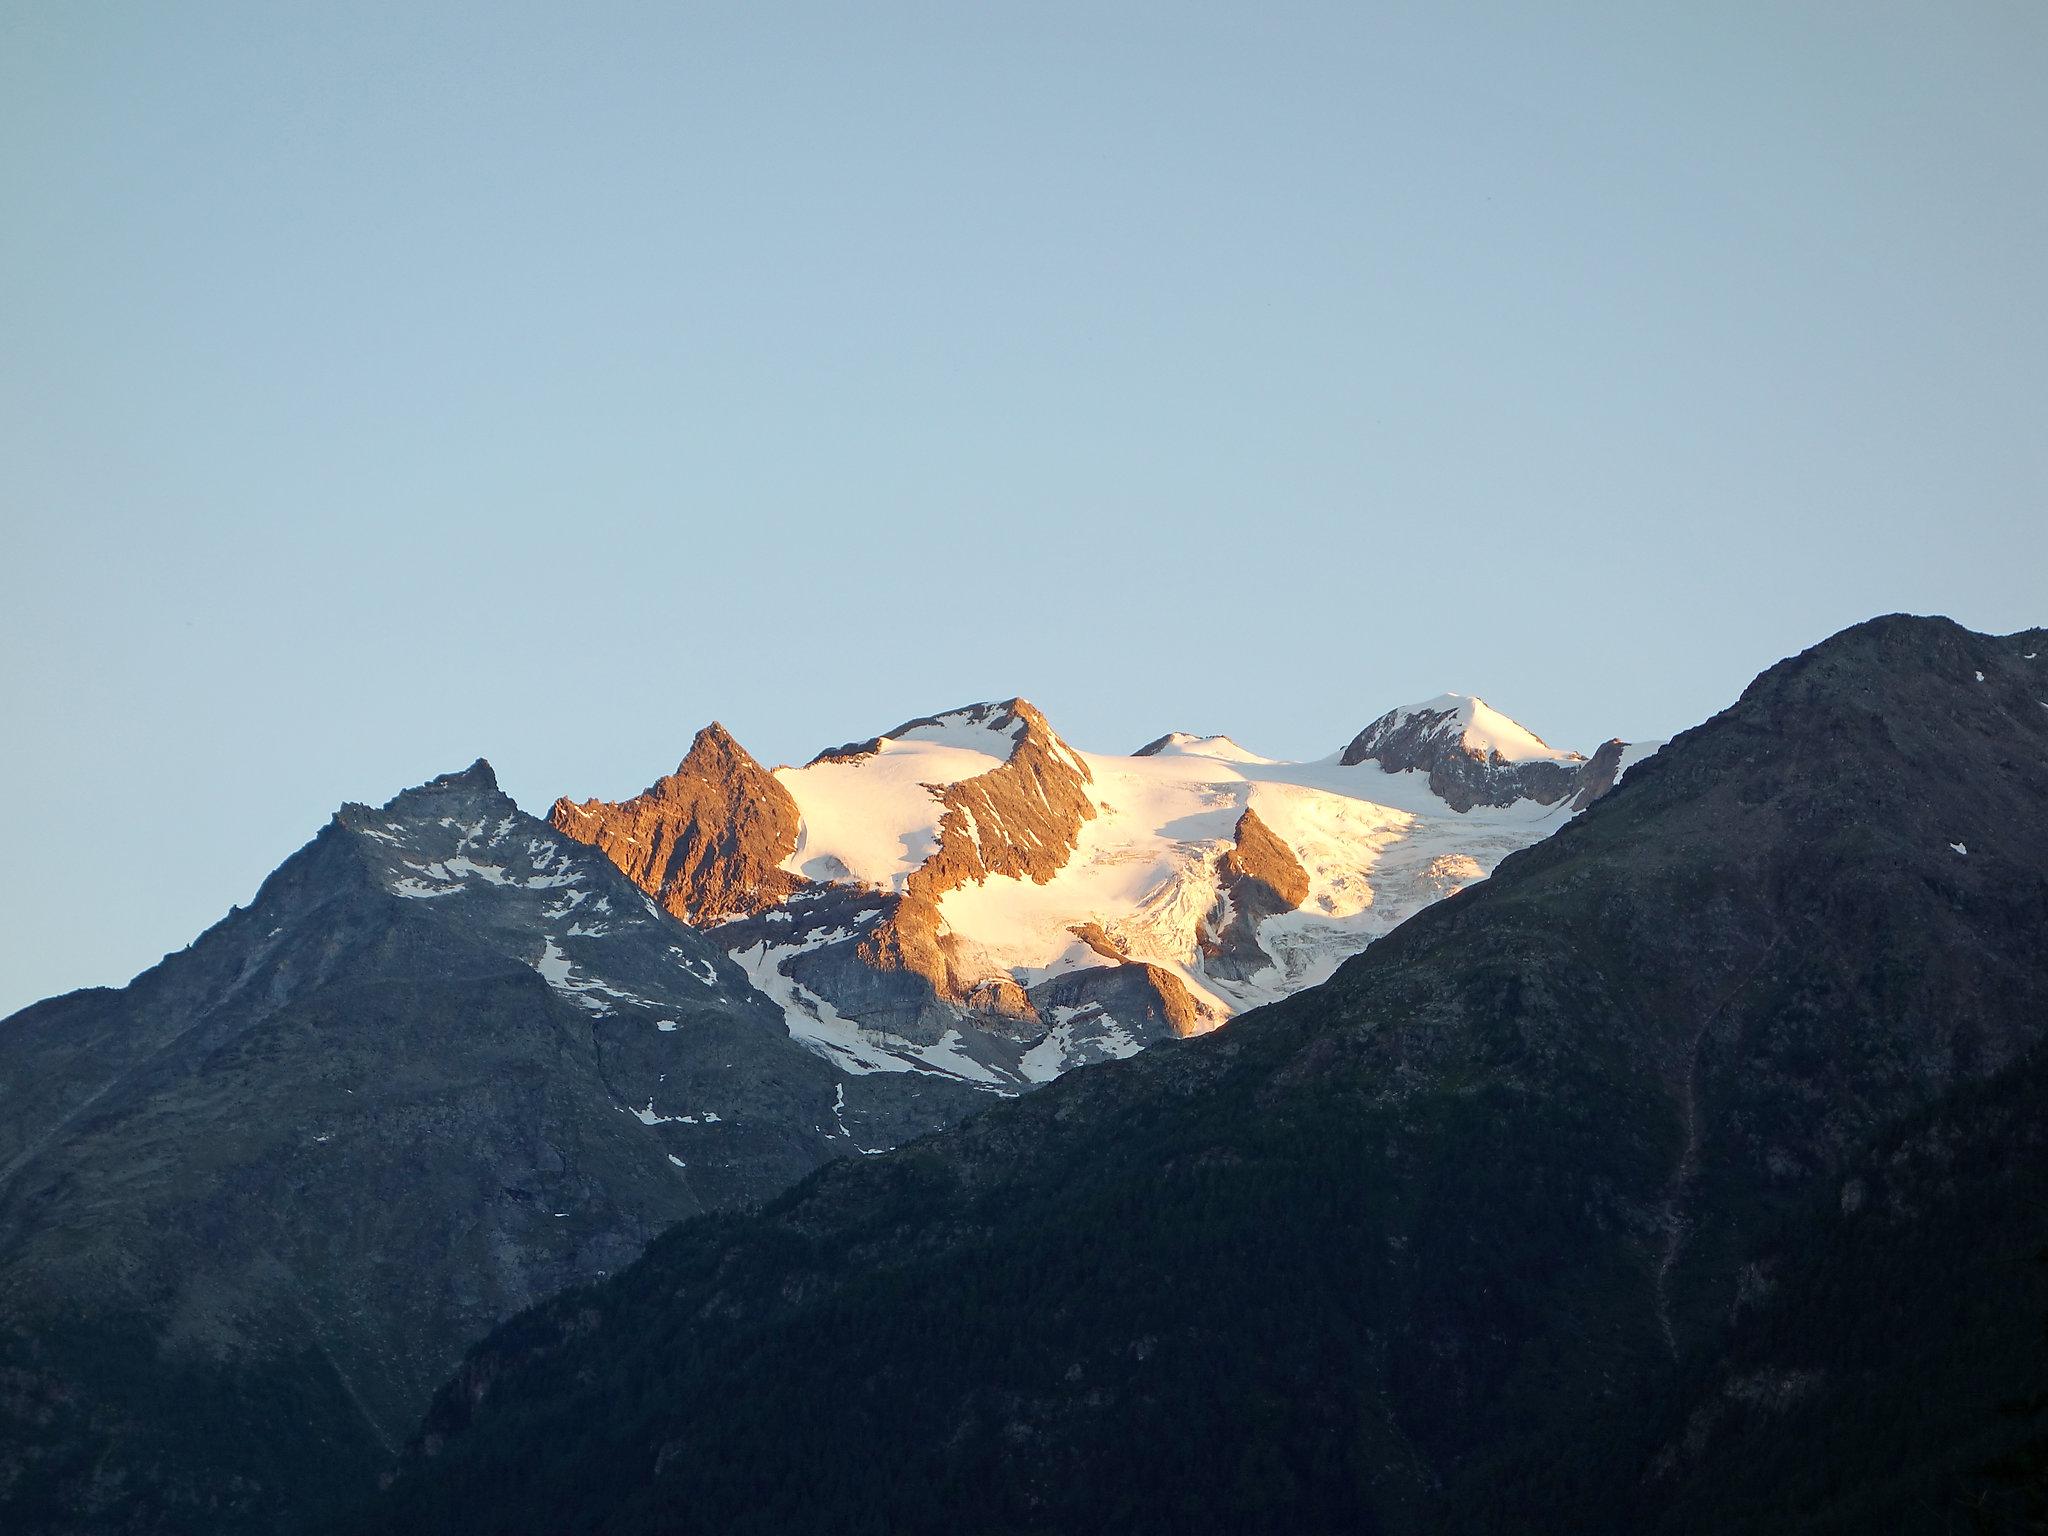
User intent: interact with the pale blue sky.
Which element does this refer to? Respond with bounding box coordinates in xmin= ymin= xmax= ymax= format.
xmin=4 ymin=3 xmax=2044 ymax=1016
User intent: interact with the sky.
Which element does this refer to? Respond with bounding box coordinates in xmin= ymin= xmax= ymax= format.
xmin=3 ymin=2 xmax=2044 ymax=1017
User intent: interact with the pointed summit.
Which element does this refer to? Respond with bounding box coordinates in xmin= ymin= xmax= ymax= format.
xmin=1341 ymin=694 xmax=1578 ymax=771
xmin=337 ymin=758 xmax=514 ymax=837
xmin=550 ymin=723 xmax=805 ymax=924
xmin=432 ymin=757 xmax=501 ymax=792
xmin=1340 ymin=694 xmax=1588 ymax=813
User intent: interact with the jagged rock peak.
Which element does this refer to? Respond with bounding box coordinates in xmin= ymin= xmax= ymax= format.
xmin=437 ymin=757 xmax=501 ymax=790
xmin=397 ymin=757 xmax=505 ymax=797
xmin=549 ymin=723 xmax=805 ymax=925
xmin=335 ymin=759 xmax=511 ymax=831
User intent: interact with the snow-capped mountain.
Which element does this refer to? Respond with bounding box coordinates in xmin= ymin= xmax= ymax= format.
xmin=552 ymin=694 xmax=1651 ymax=1090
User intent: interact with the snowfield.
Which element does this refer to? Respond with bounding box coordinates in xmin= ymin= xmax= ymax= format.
xmin=722 ymin=699 xmax=1655 ymax=1085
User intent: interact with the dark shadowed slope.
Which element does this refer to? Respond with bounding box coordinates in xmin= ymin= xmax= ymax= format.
xmin=0 ymin=763 xmax=985 ymax=1535
xmin=367 ymin=616 xmax=2048 ymax=1535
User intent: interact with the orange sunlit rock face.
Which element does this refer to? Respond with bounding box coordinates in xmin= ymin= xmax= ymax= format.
xmin=549 ymin=723 xmax=807 ymax=924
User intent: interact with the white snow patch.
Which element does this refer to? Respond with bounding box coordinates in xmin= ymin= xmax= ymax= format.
xmin=831 ymin=1082 xmax=851 ymax=1138
xmin=532 ymin=938 xmax=664 ymax=1016
xmin=775 ymin=734 xmax=1008 ymax=889
xmin=933 ymin=747 xmax=1565 ymax=1016
xmin=677 ymin=953 xmax=720 ymax=987
xmin=733 ymin=941 xmax=1015 ymax=1087
xmin=1020 ymin=1010 xmax=1144 ymax=1082
xmin=392 ymin=877 xmax=467 ymax=899
xmin=1614 ymin=739 xmax=1666 ymax=786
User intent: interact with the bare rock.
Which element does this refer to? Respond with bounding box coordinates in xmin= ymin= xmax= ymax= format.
xmin=549 ymin=723 xmax=806 ymax=924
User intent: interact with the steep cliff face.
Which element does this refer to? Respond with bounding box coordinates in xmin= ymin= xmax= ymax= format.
xmin=548 ymin=724 xmax=805 ymax=924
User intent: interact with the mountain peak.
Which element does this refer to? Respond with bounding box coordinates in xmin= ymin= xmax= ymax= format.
xmin=1342 ymin=694 xmax=1578 ymax=771
xmin=336 ymin=760 xmax=512 ymax=835
xmin=888 ymin=697 xmax=1042 ymax=746
xmin=678 ymin=721 xmax=758 ymax=776
xmin=1338 ymin=694 xmax=1592 ymax=813
xmin=808 ymin=697 xmax=1056 ymax=768
xmin=432 ymin=757 xmax=501 ymax=792
xmin=550 ymin=721 xmax=805 ymax=925
xmin=1131 ymin=732 xmax=1274 ymax=763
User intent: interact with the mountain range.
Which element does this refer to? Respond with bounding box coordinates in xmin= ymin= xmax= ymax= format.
xmin=0 ymin=685 xmax=1631 ymax=1532
xmin=4 ymin=618 xmax=2043 ymax=1533
xmin=548 ymin=693 xmax=1654 ymax=1084
xmin=368 ymin=614 xmax=2048 ymax=1534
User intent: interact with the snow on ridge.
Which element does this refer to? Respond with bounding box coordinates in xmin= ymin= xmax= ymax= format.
xmin=928 ymin=742 xmax=1572 ymax=1029
xmin=891 ymin=701 xmax=1032 ymax=754
xmin=1137 ymin=732 xmax=1278 ymax=764
xmin=1375 ymin=692 xmax=1579 ymax=764
xmin=775 ymin=733 xmax=1008 ymax=891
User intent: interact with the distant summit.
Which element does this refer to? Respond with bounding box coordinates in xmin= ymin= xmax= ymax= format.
xmin=1132 ymin=731 xmax=1276 ymax=763
xmin=1338 ymin=692 xmax=1604 ymax=811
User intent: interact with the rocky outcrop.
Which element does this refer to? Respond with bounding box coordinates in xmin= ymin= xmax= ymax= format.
xmin=1570 ymin=738 xmax=1630 ymax=811
xmin=1219 ymin=806 xmax=1310 ymax=910
xmin=1068 ymin=921 xmax=1128 ymax=963
xmin=1025 ymin=960 xmax=1202 ymax=1040
xmin=1200 ymin=806 xmax=1312 ymax=981
xmin=549 ymin=723 xmax=806 ymax=924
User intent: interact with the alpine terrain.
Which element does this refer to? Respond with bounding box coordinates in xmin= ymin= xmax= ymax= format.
xmin=550 ymin=695 xmax=1651 ymax=1085
xmin=0 ymin=688 xmax=1631 ymax=1533
xmin=0 ymin=763 xmax=988 ymax=1534
xmin=367 ymin=616 xmax=2048 ymax=1535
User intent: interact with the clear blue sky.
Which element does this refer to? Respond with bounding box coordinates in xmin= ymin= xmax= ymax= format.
xmin=4 ymin=3 xmax=2044 ymax=1016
